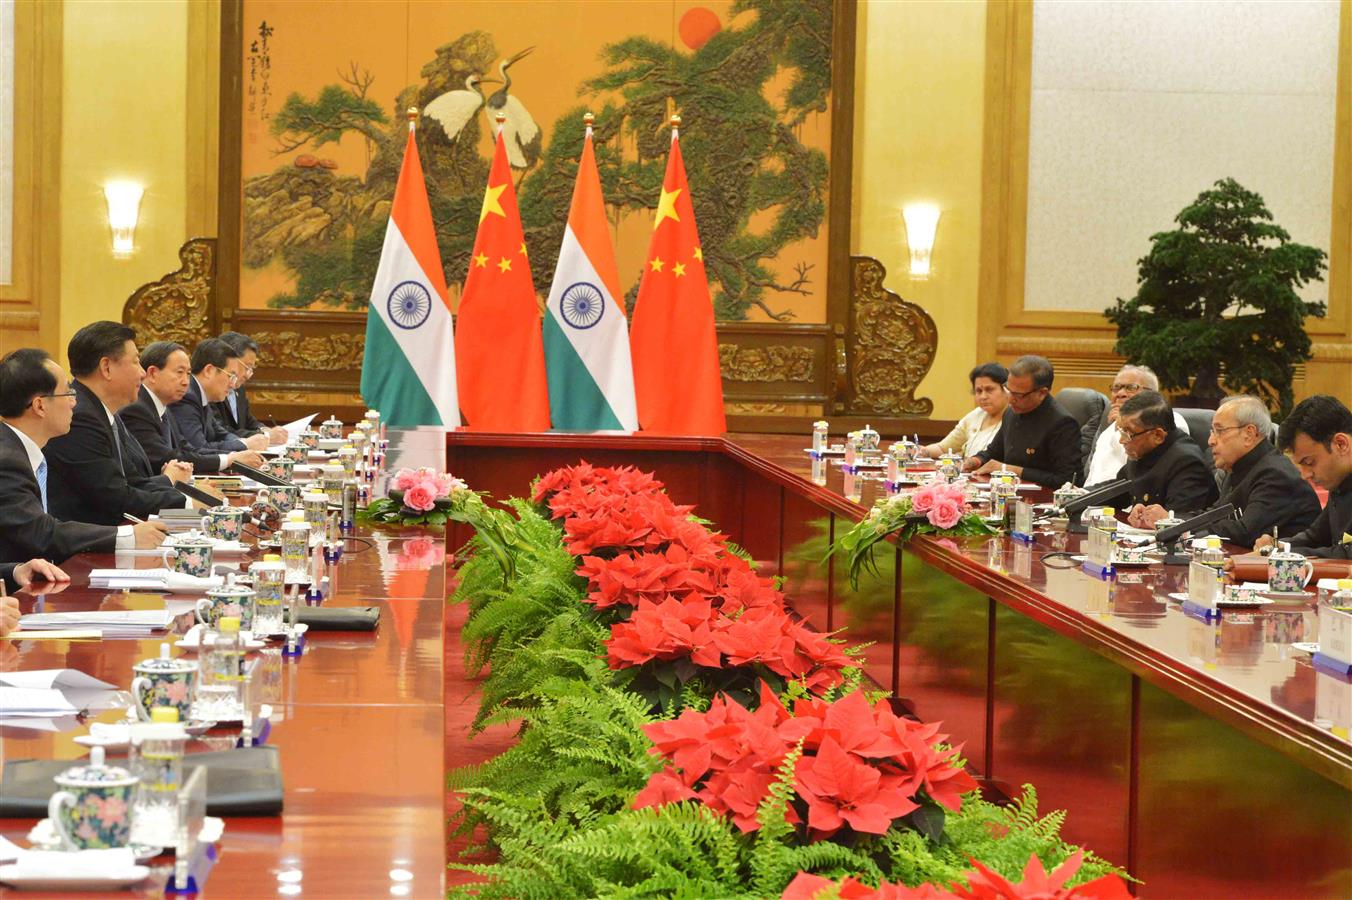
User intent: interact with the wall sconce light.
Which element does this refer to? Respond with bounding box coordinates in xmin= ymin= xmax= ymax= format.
xmin=103 ymin=181 xmax=144 ymax=258
xmin=902 ymin=203 xmax=941 ymax=279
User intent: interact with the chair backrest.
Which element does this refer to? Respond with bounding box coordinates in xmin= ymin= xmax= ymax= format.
xmin=1055 ymin=387 xmax=1109 ymax=429
xmin=1175 ymin=407 xmax=1216 ymax=469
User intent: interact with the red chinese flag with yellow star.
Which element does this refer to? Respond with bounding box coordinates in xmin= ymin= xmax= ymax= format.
xmin=455 ymin=129 xmax=551 ymax=430
xmin=630 ymin=129 xmax=727 ymax=435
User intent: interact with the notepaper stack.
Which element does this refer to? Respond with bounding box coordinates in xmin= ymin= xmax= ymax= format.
xmin=17 ymin=610 xmax=175 ymax=637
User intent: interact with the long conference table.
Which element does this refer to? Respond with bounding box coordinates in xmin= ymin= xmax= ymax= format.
xmin=3 ymin=429 xmax=1350 ymax=898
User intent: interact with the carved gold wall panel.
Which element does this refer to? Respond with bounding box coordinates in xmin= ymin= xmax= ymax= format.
xmin=847 ymin=256 xmax=936 ymax=416
xmin=121 ymin=238 xmax=216 ymax=350
xmin=251 ymin=331 xmax=366 ymax=372
xmin=718 ymin=344 xmax=816 ymax=383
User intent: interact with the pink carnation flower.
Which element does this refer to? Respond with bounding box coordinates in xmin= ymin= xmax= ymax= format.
xmin=403 ymin=483 xmax=436 ymax=512
xmin=434 ymin=473 xmax=464 ymax=497
xmin=927 ymin=497 xmax=963 ymax=530
xmin=392 ymin=468 xmax=419 ymax=491
xmin=910 ymin=485 xmax=938 ymax=513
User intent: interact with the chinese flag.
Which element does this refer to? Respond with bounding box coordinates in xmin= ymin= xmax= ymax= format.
xmin=629 ymin=126 xmax=727 ymax=435
xmin=455 ymin=128 xmax=551 ymax=430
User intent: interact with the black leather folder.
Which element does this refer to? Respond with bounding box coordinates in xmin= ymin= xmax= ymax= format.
xmin=296 ymin=606 xmax=380 ymax=631
xmin=1 ymin=746 xmax=284 ymax=817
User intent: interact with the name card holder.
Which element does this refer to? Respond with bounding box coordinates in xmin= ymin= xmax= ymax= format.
xmin=1082 ymin=525 xmax=1115 ymax=579
xmin=1011 ymin=500 xmax=1035 ymax=544
xmin=1313 ymin=605 xmax=1352 ymax=677
xmin=167 ymin=767 xmax=215 ymax=894
xmin=1183 ymin=560 xmax=1222 ymax=620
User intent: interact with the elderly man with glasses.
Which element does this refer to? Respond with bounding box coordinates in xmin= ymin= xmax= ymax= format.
xmin=1106 ymin=391 xmax=1218 ymax=529
xmin=1175 ymin=395 xmax=1321 ymax=548
xmin=962 ymin=355 xmax=1082 ymax=488
xmin=1081 ymin=365 xmax=1188 ymax=487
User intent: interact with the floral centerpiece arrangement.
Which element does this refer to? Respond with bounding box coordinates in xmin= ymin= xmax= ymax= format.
xmin=830 ymin=484 xmax=994 ymax=588
xmin=358 ymin=467 xmax=518 ymax=577
xmin=360 ymin=466 xmax=470 ymax=527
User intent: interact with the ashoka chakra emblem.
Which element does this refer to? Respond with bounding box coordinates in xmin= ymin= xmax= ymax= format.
xmin=387 ymin=281 xmax=432 ymax=329
xmin=560 ymin=282 xmax=605 ymax=330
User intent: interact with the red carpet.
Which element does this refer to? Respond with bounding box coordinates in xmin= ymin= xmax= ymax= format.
xmin=444 ymin=589 xmax=517 ymax=889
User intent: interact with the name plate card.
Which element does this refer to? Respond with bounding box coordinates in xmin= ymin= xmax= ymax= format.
xmin=1188 ymin=560 xmax=1222 ymax=609
xmin=1011 ymin=500 xmax=1035 ymax=543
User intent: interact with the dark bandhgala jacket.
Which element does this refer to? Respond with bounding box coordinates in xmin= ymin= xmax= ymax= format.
xmin=1207 ymin=441 xmax=1321 ymax=548
xmin=1287 ymin=473 xmax=1352 ymax=560
xmin=170 ymin=376 xmax=247 ymax=454
xmin=0 ymin=424 xmax=117 ymax=562
xmin=1110 ymin=427 xmax=1218 ymax=518
xmin=121 ymin=385 xmax=223 ymax=474
xmin=976 ymin=395 xmax=1083 ymax=488
xmin=44 ymin=380 xmax=184 ymax=526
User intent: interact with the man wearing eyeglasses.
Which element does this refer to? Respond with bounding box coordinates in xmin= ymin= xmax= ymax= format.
xmin=170 ymin=339 xmax=270 ymax=457
xmin=1169 ymin=395 xmax=1321 ymax=547
xmin=0 ymin=348 xmax=168 ymax=561
xmin=212 ymin=332 xmax=286 ymax=446
xmin=963 ymin=355 xmax=1082 ymax=488
xmin=1110 ymin=391 xmax=1217 ymax=528
xmin=1081 ymin=365 xmax=1188 ymax=487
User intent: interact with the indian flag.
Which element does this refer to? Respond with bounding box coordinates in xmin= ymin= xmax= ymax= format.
xmin=360 ymin=126 xmax=459 ymax=427
xmin=542 ymin=122 xmax=638 ymax=432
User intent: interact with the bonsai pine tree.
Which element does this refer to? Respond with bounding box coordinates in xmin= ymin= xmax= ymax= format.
xmin=1105 ymin=178 xmax=1326 ymax=415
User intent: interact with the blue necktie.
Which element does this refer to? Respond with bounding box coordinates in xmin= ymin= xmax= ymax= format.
xmin=227 ymin=390 xmax=239 ymax=422
xmin=36 ymin=458 xmax=48 ymax=512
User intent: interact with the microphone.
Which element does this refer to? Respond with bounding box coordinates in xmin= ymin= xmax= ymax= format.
xmin=1063 ymin=478 xmax=1131 ymax=534
xmin=1156 ymin=503 xmax=1238 ymax=564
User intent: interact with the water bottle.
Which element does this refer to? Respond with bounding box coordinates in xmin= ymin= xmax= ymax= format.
xmin=130 ymin=707 xmax=187 ymax=847
xmin=281 ymin=511 xmax=310 ymax=582
xmin=250 ymin=555 xmax=286 ymax=635
xmin=194 ymin=616 xmax=245 ymax=722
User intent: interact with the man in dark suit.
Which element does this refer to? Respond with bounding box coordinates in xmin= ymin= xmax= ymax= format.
xmin=212 ymin=332 xmax=286 ymax=445
xmin=0 ymin=347 xmax=166 ymax=561
xmin=1255 ymin=396 xmax=1352 ymax=563
xmin=1189 ymin=396 xmax=1319 ymax=548
xmin=122 ymin=341 xmax=265 ymax=474
xmin=963 ymin=355 xmax=1082 ymax=488
xmin=1110 ymin=391 xmax=1218 ymax=527
xmin=171 ymin=339 xmax=269 ymax=456
xmin=44 ymin=322 xmax=192 ymax=527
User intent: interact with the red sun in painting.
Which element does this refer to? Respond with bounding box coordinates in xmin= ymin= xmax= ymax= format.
xmin=679 ymin=7 xmax=722 ymax=51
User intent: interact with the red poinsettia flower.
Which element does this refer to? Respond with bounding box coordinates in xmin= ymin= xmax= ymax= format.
xmin=606 ymin=597 xmax=720 ymax=669
xmin=949 ymin=851 xmax=1131 ymax=900
xmin=794 ymin=735 xmax=920 ymax=837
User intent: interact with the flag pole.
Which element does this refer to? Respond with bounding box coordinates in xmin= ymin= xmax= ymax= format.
xmin=583 ymin=110 xmax=594 ymax=139
xmin=495 ymin=110 xmax=506 ymax=137
xmin=407 ymin=106 xmax=418 ymax=134
xmin=669 ymin=113 xmax=681 ymax=141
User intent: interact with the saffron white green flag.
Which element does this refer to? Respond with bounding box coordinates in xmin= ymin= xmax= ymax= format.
xmin=360 ymin=127 xmax=459 ymax=427
xmin=542 ymin=126 xmax=638 ymax=431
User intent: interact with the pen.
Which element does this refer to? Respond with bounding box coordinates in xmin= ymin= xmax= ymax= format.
xmin=123 ymin=513 xmax=146 ymax=525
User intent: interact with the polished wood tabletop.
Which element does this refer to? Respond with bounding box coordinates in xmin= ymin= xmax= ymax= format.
xmin=1 ymin=436 xmax=449 ymax=897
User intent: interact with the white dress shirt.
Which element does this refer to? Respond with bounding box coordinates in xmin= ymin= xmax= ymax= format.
xmin=1084 ymin=409 xmax=1191 ymax=487
xmin=5 ymin=422 xmax=135 ymax=547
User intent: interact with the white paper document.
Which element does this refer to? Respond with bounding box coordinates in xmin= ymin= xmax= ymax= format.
xmin=0 ymin=686 xmax=78 ymax=717
xmin=281 ymin=414 xmax=316 ymax=441
xmin=18 ymin=609 xmax=175 ymax=636
xmin=0 ymin=669 xmax=116 ymax=691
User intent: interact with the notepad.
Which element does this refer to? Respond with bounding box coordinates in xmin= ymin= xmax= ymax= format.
xmin=0 ymin=669 xmax=116 ymax=691
xmin=3 ymin=630 xmax=102 ymax=641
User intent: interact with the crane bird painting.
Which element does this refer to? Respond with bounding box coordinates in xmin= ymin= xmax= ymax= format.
xmin=484 ymin=47 xmax=542 ymax=173
xmin=423 ymin=74 xmax=500 ymax=144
